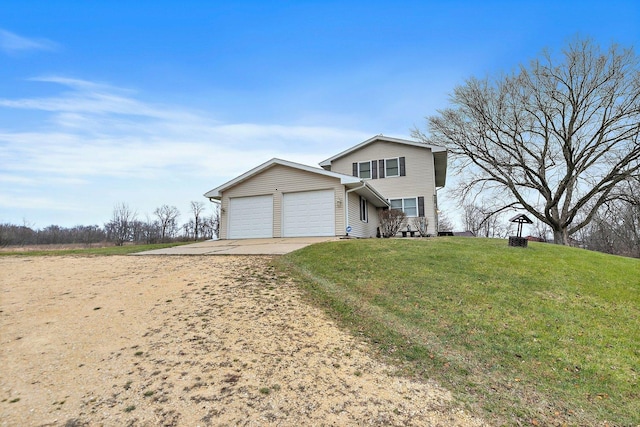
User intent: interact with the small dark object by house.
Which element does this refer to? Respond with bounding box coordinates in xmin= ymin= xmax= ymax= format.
xmin=401 ymin=225 xmax=417 ymax=237
xmin=453 ymin=231 xmax=476 ymax=237
xmin=508 ymin=214 xmax=533 ymax=247
xmin=438 ymin=231 xmax=454 ymax=236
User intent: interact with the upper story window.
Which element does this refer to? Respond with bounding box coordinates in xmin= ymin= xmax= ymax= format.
xmin=352 ymin=157 xmax=405 ymax=179
xmin=385 ymin=158 xmax=399 ymax=177
xmin=358 ymin=161 xmax=371 ymax=179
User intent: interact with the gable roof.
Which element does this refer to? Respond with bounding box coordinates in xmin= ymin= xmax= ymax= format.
xmin=319 ymin=135 xmax=448 ymax=187
xmin=203 ymin=158 xmax=390 ymax=207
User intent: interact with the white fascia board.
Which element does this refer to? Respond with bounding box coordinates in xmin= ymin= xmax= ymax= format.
xmin=319 ymin=135 xmax=446 ymax=167
xmin=269 ymin=158 xmax=361 ymax=182
xmin=203 ymin=157 xmax=361 ymax=199
xmin=203 ymin=157 xmax=276 ymax=199
xmin=345 ymin=181 xmax=390 ymax=207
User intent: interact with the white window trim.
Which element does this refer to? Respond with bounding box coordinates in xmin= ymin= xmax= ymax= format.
xmin=359 ymin=196 xmax=368 ymax=223
xmin=358 ymin=161 xmax=372 ymax=179
xmin=388 ymin=197 xmax=418 ymax=217
xmin=384 ymin=157 xmax=400 ymax=178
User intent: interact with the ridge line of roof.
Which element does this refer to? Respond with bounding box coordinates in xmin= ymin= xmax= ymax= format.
xmin=318 ymin=135 xmax=446 ymax=167
xmin=203 ymin=157 xmax=361 ymax=199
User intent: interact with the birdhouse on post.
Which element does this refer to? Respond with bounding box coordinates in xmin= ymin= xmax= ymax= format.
xmin=508 ymin=214 xmax=533 ymax=247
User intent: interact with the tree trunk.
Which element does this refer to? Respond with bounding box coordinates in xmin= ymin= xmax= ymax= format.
xmin=553 ymin=228 xmax=570 ymax=245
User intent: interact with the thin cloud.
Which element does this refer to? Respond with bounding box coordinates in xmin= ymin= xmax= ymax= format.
xmin=0 ymin=193 xmax=75 ymax=211
xmin=0 ymin=29 xmax=58 ymax=54
xmin=0 ymin=76 xmax=375 ymax=227
xmin=1 ymin=76 xmax=210 ymax=124
xmin=0 ymin=77 xmax=369 ymax=182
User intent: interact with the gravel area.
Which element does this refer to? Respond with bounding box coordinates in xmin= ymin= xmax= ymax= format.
xmin=0 ymin=255 xmax=486 ymax=426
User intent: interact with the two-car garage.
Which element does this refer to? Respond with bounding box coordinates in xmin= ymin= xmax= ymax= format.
xmin=227 ymin=189 xmax=335 ymax=239
xmin=205 ymin=158 xmax=389 ymax=240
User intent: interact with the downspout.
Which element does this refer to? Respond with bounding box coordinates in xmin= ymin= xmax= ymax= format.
xmin=434 ymin=188 xmax=439 ymax=234
xmin=344 ymin=181 xmax=366 ymax=237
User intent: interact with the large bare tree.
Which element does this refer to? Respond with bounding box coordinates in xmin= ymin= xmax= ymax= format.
xmin=414 ymin=38 xmax=640 ymax=244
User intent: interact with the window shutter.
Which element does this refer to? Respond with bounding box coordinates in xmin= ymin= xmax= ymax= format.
xmin=418 ymin=196 xmax=425 ymax=217
xmin=379 ymin=159 xmax=385 ymax=178
xmin=399 ymin=157 xmax=406 ymax=176
xmin=371 ymin=160 xmax=378 ymax=179
xmin=352 ymin=162 xmax=358 ymax=177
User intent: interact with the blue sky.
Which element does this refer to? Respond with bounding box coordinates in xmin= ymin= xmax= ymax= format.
xmin=1 ymin=0 xmax=639 ymax=229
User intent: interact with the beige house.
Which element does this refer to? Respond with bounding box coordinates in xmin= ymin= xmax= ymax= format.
xmin=204 ymin=135 xmax=447 ymax=239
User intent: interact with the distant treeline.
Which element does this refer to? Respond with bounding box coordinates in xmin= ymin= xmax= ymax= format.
xmin=1 ymin=201 xmax=220 ymax=247
xmin=0 ymin=223 xmax=107 ymax=247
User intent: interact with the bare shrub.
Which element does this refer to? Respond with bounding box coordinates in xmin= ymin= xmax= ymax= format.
xmin=412 ymin=216 xmax=429 ymax=236
xmin=379 ymin=209 xmax=407 ymax=238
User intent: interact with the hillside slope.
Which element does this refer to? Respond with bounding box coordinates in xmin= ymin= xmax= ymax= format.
xmin=280 ymin=237 xmax=640 ymax=426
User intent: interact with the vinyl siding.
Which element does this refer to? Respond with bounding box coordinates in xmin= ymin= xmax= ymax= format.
xmin=329 ymin=140 xmax=438 ymax=235
xmin=347 ymin=192 xmax=380 ymax=238
xmin=219 ymin=165 xmax=345 ymax=239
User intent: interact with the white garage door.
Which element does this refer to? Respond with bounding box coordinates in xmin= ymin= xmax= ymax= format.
xmin=283 ymin=189 xmax=335 ymax=237
xmin=228 ymin=195 xmax=273 ymax=239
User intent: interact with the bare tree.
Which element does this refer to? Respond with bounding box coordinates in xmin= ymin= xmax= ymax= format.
xmin=414 ymin=37 xmax=640 ymax=245
xmin=141 ymin=214 xmax=160 ymax=244
xmin=74 ymin=225 xmax=105 ymax=246
xmin=212 ymin=206 xmax=220 ymax=239
xmin=189 ymin=201 xmax=206 ymax=241
xmin=437 ymin=211 xmax=454 ymax=233
xmin=105 ymin=203 xmax=137 ymax=246
xmin=580 ymin=179 xmax=640 ymax=257
xmin=462 ymin=203 xmax=484 ymax=236
xmin=154 ymin=205 xmax=180 ymax=242
xmin=0 ymin=222 xmax=35 ymax=246
xmin=462 ymin=203 xmax=508 ymax=238
xmin=201 ymin=203 xmax=220 ymax=239
xmin=530 ymin=220 xmax=552 ymax=242
xmin=181 ymin=221 xmax=193 ymax=240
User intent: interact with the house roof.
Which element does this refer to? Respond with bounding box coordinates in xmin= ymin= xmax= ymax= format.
xmin=203 ymin=158 xmax=390 ymax=207
xmin=318 ymin=135 xmax=448 ymax=187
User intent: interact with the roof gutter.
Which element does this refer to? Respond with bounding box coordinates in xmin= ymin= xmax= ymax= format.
xmin=344 ymin=181 xmax=366 ymax=237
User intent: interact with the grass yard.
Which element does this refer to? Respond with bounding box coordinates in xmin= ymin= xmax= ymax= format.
xmin=0 ymin=241 xmax=191 ymax=256
xmin=279 ymin=238 xmax=640 ymax=426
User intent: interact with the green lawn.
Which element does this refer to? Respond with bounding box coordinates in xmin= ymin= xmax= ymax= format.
xmin=0 ymin=241 xmax=191 ymax=256
xmin=279 ymin=238 xmax=640 ymax=426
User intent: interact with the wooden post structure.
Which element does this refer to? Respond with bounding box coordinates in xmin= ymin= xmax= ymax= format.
xmin=508 ymin=214 xmax=533 ymax=247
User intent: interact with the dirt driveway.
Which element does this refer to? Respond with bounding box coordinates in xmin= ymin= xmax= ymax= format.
xmin=1 ymin=255 xmax=485 ymax=426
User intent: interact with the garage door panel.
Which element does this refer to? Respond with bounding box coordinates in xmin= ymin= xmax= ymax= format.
xmin=283 ymin=190 xmax=334 ymax=237
xmin=229 ymin=195 xmax=273 ymax=239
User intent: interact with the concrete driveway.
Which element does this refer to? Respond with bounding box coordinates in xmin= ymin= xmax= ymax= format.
xmin=134 ymin=236 xmax=339 ymax=255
